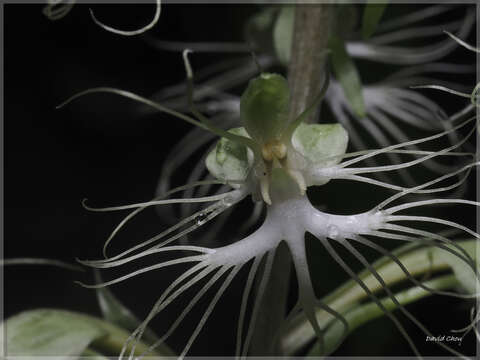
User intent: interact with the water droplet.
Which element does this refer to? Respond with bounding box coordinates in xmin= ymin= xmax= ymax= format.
xmin=327 ymin=225 xmax=339 ymax=239
xmin=195 ymin=213 xmax=208 ymax=226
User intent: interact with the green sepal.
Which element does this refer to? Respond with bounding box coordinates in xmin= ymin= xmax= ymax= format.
xmin=292 ymin=122 xmax=349 ymax=166
xmin=206 ymin=127 xmax=254 ymax=182
xmin=240 ymin=73 xmax=290 ymax=144
xmin=362 ymin=1 xmax=389 ymax=40
xmin=329 ymin=35 xmax=366 ymax=119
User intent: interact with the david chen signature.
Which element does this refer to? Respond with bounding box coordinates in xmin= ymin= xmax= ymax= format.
xmin=426 ymin=335 xmax=463 ymax=345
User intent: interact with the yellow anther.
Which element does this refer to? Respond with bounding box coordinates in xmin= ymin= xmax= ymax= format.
xmin=262 ymin=140 xmax=287 ymax=162
xmin=262 ymin=146 xmax=274 ymax=162
xmin=272 ymin=142 xmax=287 ymax=159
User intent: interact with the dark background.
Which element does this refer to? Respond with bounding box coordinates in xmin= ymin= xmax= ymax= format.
xmin=4 ymin=3 xmax=478 ymax=357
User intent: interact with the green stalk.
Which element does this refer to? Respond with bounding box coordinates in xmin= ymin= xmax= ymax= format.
xmin=308 ymin=274 xmax=458 ymax=355
xmin=280 ymin=241 xmax=469 ymax=354
xmin=81 ymin=313 xmax=174 ymax=357
xmin=287 ymin=4 xmax=333 ymax=123
xmin=250 ymin=242 xmax=292 ymax=355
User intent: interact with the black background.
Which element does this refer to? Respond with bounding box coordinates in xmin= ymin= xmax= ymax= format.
xmin=4 ymin=3 xmax=478 ymax=357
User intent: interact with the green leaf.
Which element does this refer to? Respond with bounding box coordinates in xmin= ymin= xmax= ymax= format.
xmin=329 ymin=35 xmax=366 ymax=119
xmin=94 ymin=271 xmax=167 ymax=350
xmin=273 ymin=6 xmax=294 ymax=65
xmin=434 ymin=240 xmax=480 ymax=294
xmin=1 ymin=308 xmax=175 ymax=358
xmin=1 ymin=309 xmax=107 ymax=358
xmin=80 ymin=348 xmax=110 ymax=359
xmin=362 ymin=1 xmax=389 ymax=40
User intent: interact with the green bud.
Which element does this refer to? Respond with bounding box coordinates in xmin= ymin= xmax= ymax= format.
xmin=240 ymin=73 xmax=290 ymax=144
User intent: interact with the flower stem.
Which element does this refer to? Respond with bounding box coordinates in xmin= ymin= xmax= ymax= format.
xmin=288 ymin=4 xmax=333 ymax=122
xmin=280 ymin=241 xmax=471 ymax=355
xmin=250 ymin=242 xmax=292 ymax=355
xmin=309 ymin=274 xmax=458 ymax=356
xmin=250 ymin=4 xmax=334 ymax=355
